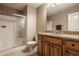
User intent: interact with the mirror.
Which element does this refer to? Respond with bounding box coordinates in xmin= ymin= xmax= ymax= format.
xmin=46 ymin=3 xmax=79 ymax=32
xmin=68 ymin=12 xmax=79 ymax=31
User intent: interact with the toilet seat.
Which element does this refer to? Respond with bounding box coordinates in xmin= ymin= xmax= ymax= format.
xmin=26 ymin=34 xmax=37 ymax=51
xmin=26 ymin=41 xmax=37 ymax=51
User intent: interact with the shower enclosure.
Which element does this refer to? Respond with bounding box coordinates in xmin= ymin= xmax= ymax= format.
xmin=0 ymin=14 xmax=26 ymax=51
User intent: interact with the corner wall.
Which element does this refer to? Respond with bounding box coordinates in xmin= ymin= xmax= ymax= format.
xmin=26 ymin=5 xmax=37 ymax=42
xmin=37 ymin=4 xmax=47 ymax=33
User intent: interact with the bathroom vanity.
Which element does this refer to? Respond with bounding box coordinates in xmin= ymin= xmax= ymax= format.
xmin=37 ymin=33 xmax=79 ymax=56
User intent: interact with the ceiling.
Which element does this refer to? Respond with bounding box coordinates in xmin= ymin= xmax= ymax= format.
xmin=47 ymin=3 xmax=79 ymax=16
xmin=2 ymin=3 xmax=43 ymax=10
xmin=1 ymin=3 xmax=79 ymax=16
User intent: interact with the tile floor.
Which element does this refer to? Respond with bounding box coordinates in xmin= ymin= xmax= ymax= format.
xmin=0 ymin=45 xmax=37 ymax=56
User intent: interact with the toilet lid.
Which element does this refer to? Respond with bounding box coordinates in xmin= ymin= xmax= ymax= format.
xmin=27 ymin=41 xmax=37 ymax=44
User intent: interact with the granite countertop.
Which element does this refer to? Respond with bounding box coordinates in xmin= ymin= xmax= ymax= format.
xmin=38 ymin=33 xmax=79 ymax=40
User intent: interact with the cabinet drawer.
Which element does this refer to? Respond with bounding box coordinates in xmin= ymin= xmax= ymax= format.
xmin=43 ymin=36 xmax=62 ymax=45
xmin=65 ymin=49 xmax=79 ymax=56
xmin=66 ymin=40 xmax=79 ymax=50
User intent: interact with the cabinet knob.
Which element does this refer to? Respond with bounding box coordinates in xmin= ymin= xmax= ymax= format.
xmin=48 ymin=44 xmax=50 ymax=46
xmin=65 ymin=50 xmax=68 ymax=52
xmin=72 ymin=44 xmax=75 ymax=46
xmin=51 ymin=45 xmax=53 ymax=47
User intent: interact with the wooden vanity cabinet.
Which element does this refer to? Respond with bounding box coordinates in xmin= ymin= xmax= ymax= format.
xmin=42 ymin=42 xmax=62 ymax=56
xmin=38 ymin=40 xmax=42 ymax=56
xmin=65 ymin=49 xmax=79 ymax=56
xmin=37 ymin=35 xmax=43 ymax=56
xmin=65 ymin=40 xmax=79 ymax=56
xmin=38 ymin=34 xmax=79 ymax=56
xmin=42 ymin=42 xmax=50 ymax=56
xmin=50 ymin=44 xmax=62 ymax=56
xmin=38 ymin=35 xmax=62 ymax=56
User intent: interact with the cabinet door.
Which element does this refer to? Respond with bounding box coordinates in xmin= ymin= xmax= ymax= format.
xmin=65 ymin=49 xmax=79 ymax=56
xmin=42 ymin=42 xmax=50 ymax=56
xmin=50 ymin=44 xmax=62 ymax=56
xmin=38 ymin=40 xmax=42 ymax=56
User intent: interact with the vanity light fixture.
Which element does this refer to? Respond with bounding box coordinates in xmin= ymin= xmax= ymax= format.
xmin=47 ymin=3 xmax=61 ymax=7
xmin=47 ymin=3 xmax=56 ymax=7
xmin=51 ymin=3 xmax=56 ymax=7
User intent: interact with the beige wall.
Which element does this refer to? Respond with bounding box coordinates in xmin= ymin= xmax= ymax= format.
xmin=37 ymin=4 xmax=47 ymax=33
xmin=26 ymin=5 xmax=37 ymax=42
xmin=48 ymin=5 xmax=79 ymax=31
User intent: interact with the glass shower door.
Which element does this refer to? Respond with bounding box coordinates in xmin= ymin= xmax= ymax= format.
xmin=0 ymin=20 xmax=15 ymax=51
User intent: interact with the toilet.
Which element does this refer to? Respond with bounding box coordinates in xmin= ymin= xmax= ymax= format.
xmin=26 ymin=34 xmax=37 ymax=51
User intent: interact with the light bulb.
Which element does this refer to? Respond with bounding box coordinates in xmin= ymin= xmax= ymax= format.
xmin=51 ymin=3 xmax=56 ymax=7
